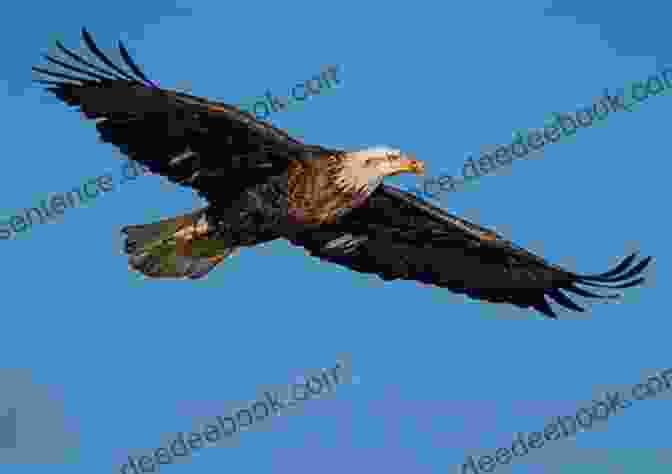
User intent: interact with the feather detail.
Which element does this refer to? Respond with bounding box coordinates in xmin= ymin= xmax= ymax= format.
xmin=287 ymin=154 xmax=378 ymax=225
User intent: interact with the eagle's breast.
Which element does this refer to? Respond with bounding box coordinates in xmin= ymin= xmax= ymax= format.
xmin=286 ymin=154 xmax=378 ymax=226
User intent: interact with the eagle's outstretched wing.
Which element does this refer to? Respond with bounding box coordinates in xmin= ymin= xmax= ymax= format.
xmin=32 ymin=27 xmax=336 ymax=202
xmin=289 ymin=184 xmax=651 ymax=318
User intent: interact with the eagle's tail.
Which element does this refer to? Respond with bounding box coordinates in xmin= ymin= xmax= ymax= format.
xmin=121 ymin=207 xmax=236 ymax=279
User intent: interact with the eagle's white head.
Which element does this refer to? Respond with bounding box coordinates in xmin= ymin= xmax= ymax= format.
xmin=331 ymin=146 xmax=426 ymax=193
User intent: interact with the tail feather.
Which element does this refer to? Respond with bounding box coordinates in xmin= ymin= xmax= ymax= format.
xmin=128 ymin=249 xmax=234 ymax=280
xmin=122 ymin=209 xmax=205 ymax=255
xmin=122 ymin=208 xmax=235 ymax=279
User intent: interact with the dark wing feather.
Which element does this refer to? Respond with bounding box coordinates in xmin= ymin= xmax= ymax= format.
xmin=289 ymin=184 xmax=651 ymax=319
xmin=32 ymin=28 xmax=337 ymax=202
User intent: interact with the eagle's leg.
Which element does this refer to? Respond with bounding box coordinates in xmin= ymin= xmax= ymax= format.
xmin=173 ymin=216 xmax=210 ymax=257
xmin=174 ymin=218 xmax=209 ymax=241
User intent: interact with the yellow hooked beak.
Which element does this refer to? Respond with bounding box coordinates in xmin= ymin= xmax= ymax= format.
xmin=398 ymin=154 xmax=426 ymax=176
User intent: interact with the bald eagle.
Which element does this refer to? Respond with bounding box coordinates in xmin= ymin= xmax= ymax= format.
xmin=32 ymin=28 xmax=652 ymax=319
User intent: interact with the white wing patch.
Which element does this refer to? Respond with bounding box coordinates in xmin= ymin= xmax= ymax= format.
xmin=322 ymin=234 xmax=369 ymax=253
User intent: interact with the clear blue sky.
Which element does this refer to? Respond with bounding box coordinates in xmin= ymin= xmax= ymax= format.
xmin=0 ymin=1 xmax=669 ymax=473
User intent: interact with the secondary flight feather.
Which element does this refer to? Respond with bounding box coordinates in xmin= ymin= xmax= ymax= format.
xmin=31 ymin=28 xmax=652 ymax=318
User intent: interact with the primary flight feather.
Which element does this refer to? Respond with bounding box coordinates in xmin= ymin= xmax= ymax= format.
xmin=31 ymin=28 xmax=652 ymax=318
